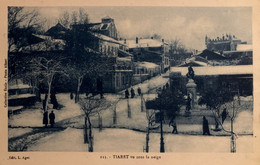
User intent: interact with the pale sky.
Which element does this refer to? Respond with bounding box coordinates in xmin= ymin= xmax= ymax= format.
xmin=32 ymin=6 xmax=252 ymax=51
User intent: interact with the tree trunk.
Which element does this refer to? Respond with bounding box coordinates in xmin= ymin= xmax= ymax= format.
xmin=146 ymin=124 xmax=150 ymax=152
xmin=127 ymin=99 xmax=131 ymax=118
xmin=141 ymin=94 xmax=144 ymax=112
xmin=113 ymin=104 xmax=117 ymax=124
xmin=84 ymin=116 xmax=89 ymax=144
xmin=230 ymin=119 xmax=236 ymax=153
xmin=98 ymin=114 xmax=102 ymax=132
xmin=75 ymin=76 xmax=83 ymax=103
xmin=88 ymin=116 xmax=93 ymax=152
xmin=45 ymin=81 xmax=52 ymax=111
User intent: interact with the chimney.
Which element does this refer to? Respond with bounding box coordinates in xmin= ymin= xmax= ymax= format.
xmin=136 ymin=37 xmax=138 ymax=44
xmin=124 ymin=39 xmax=126 ymax=44
xmin=162 ymin=39 xmax=164 ymax=43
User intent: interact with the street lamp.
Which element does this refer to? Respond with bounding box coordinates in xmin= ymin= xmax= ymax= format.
xmin=160 ymin=110 xmax=165 ymax=153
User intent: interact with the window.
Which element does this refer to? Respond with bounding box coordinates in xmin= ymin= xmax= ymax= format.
xmin=116 ymin=75 xmax=119 ymax=87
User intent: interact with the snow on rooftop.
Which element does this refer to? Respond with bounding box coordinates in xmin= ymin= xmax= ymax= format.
xmin=20 ymin=39 xmax=65 ymax=52
xmin=117 ymin=57 xmax=132 ymax=62
xmin=9 ymin=84 xmax=31 ymax=90
xmin=170 ymin=65 xmax=253 ymax=76
xmin=236 ymin=44 xmax=253 ymax=51
xmin=120 ymin=39 xmax=164 ymax=48
xmin=92 ymin=33 xmax=121 ymax=45
xmin=136 ymin=62 xmax=160 ymax=69
xmin=8 ymin=94 xmax=36 ymax=100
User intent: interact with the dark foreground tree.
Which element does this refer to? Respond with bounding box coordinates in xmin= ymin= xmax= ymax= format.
xmin=146 ymin=84 xmax=185 ymax=152
xmin=198 ymin=87 xmax=234 ymax=130
xmin=198 ymin=86 xmax=239 ymax=152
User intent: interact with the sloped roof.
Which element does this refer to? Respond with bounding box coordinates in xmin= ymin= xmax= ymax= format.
xmin=170 ymin=65 xmax=253 ymax=76
xmin=179 ymin=60 xmax=209 ymax=67
xmin=198 ymin=49 xmax=227 ymax=60
xmin=92 ymin=33 xmax=121 ymax=45
xmin=88 ymin=22 xmax=111 ymax=31
xmin=20 ymin=37 xmax=65 ymax=52
xmin=135 ymin=62 xmax=160 ymax=69
xmin=120 ymin=39 xmax=164 ymax=49
xmin=45 ymin=23 xmax=68 ymax=36
xmin=236 ymin=44 xmax=253 ymax=51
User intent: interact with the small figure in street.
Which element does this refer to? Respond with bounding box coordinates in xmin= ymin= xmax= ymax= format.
xmin=42 ymin=99 xmax=46 ymax=111
xmin=125 ymin=89 xmax=129 ymax=99
xmin=131 ymin=88 xmax=135 ymax=98
xmin=49 ymin=111 xmax=55 ymax=128
xmin=169 ymin=117 xmax=178 ymax=134
xmin=137 ymin=87 xmax=142 ymax=96
xmin=70 ymin=92 xmax=74 ymax=100
xmin=222 ymin=108 xmax=227 ymax=124
xmin=203 ymin=116 xmax=210 ymax=135
xmin=165 ymin=82 xmax=169 ymax=89
xmin=43 ymin=111 xmax=48 ymax=128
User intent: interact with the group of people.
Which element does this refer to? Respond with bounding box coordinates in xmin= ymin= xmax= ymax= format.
xmin=43 ymin=110 xmax=56 ymax=128
xmin=125 ymin=87 xmax=142 ymax=99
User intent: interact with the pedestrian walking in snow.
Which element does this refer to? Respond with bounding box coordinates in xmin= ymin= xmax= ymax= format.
xmin=203 ymin=116 xmax=210 ymax=135
xmin=169 ymin=117 xmax=178 ymax=134
xmin=49 ymin=111 xmax=55 ymax=128
xmin=43 ymin=111 xmax=48 ymax=128
xmin=70 ymin=92 xmax=74 ymax=100
xmin=131 ymin=88 xmax=135 ymax=98
xmin=137 ymin=87 xmax=142 ymax=96
xmin=125 ymin=89 xmax=129 ymax=99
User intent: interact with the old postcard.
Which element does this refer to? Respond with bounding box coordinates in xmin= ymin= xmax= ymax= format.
xmin=0 ymin=0 xmax=260 ymax=165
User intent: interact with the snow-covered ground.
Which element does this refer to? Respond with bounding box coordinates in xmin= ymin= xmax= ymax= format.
xmin=8 ymin=73 xmax=253 ymax=152
xmin=27 ymin=128 xmax=253 ymax=153
xmin=8 ymin=128 xmax=33 ymax=138
xmin=8 ymin=93 xmax=84 ymax=127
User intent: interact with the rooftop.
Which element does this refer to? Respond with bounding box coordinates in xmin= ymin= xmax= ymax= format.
xmin=135 ymin=62 xmax=160 ymax=69
xmin=170 ymin=65 xmax=253 ymax=76
xmin=120 ymin=39 xmax=165 ymax=49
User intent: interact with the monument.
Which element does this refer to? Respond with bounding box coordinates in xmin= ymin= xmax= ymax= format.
xmin=185 ymin=66 xmax=197 ymax=115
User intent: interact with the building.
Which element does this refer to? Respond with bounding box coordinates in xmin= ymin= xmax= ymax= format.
xmin=88 ymin=16 xmax=118 ymax=40
xmin=223 ymin=44 xmax=253 ymax=65
xmin=91 ymin=33 xmax=133 ymax=92
xmin=119 ymin=37 xmax=170 ymax=73
xmin=133 ymin=61 xmax=161 ymax=84
xmin=170 ymin=65 xmax=253 ymax=97
xmin=205 ymin=34 xmax=247 ymax=53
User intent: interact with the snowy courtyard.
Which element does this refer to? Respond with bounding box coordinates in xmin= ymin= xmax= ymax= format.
xmin=8 ymin=74 xmax=253 ymax=152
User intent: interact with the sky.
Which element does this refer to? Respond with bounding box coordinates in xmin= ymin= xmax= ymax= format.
xmin=33 ymin=6 xmax=252 ymax=51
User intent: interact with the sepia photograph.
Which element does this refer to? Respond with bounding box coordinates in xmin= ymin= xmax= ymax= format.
xmin=6 ymin=6 xmax=254 ymax=153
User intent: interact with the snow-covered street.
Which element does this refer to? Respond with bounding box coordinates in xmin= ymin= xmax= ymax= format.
xmin=8 ymin=74 xmax=253 ymax=152
xmin=26 ymin=128 xmax=253 ymax=153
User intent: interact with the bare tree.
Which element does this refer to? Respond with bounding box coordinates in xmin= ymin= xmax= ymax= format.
xmin=8 ymin=7 xmax=43 ymax=53
xmin=79 ymin=97 xmax=111 ymax=152
xmin=58 ymin=8 xmax=89 ymax=28
xmin=212 ymin=95 xmax=240 ymax=153
xmin=31 ymin=54 xmax=64 ymax=111
xmin=145 ymin=108 xmax=157 ymax=152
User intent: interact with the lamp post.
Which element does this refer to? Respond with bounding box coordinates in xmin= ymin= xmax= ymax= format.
xmin=160 ymin=110 xmax=165 ymax=153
